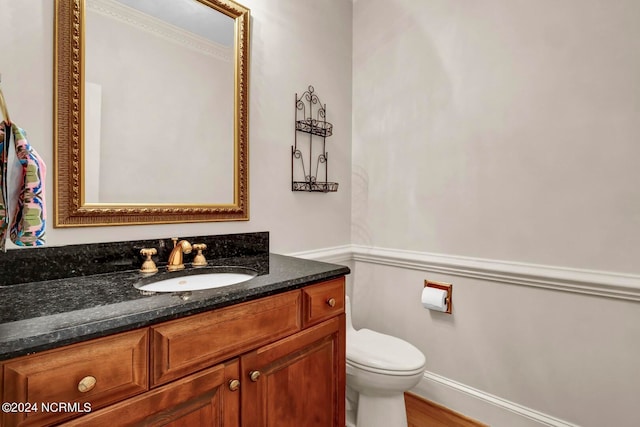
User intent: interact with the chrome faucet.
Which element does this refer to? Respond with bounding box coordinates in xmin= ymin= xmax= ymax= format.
xmin=167 ymin=238 xmax=192 ymax=272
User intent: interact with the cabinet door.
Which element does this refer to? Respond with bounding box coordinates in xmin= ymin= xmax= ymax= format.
xmin=61 ymin=359 xmax=241 ymax=427
xmin=241 ymin=315 xmax=345 ymax=427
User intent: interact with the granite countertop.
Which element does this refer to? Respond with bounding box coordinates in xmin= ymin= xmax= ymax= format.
xmin=0 ymin=253 xmax=350 ymax=361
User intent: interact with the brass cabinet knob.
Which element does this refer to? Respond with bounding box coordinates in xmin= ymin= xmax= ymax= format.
xmin=249 ymin=370 xmax=261 ymax=382
xmin=327 ymin=298 xmax=336 ymax=308
xmin=78 ymin=376 xmax=97 ymax=393
xmin=228 ymin=379 xmax=240 ymax=391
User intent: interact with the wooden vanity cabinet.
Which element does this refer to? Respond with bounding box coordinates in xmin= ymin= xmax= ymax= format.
xmin=1 ymin=277 xmax=345 ymax=427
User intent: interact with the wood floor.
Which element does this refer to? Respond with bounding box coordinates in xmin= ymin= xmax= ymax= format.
xmin=405 ymin=393 xmax=488 ymax=427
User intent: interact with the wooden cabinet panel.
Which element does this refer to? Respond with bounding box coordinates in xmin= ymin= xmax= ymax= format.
xmin=2 ymin=329 xmax=148 ymax=427
xmin=151 ymin=290 xmax=301 ymax=387
xmin=60 ymin=360 xmax=240 ymax=427
xmin=241 ymin=315 xmax=346 ymax=427
xmin=302 ymin=277 xmax=345 ymax=327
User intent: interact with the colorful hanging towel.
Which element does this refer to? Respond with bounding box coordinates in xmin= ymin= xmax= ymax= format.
xmin=0 ymin=122 xmax=9 ymax=250
xmin=0 ymin=121 xmax=46 ymax=250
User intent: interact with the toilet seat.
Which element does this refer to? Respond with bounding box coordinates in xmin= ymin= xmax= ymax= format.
xmin=347 ymin=328 xmax=426 ymax=375
xmin=347 ymin=359 xmax=425 ymax=376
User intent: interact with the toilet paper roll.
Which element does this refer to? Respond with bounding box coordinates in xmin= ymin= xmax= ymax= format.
xmin=421 ymin=287 xmax=448 ymax=312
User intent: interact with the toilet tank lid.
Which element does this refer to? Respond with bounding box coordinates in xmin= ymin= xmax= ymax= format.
xmin=347 ymin=329 xmax=426 ymax=372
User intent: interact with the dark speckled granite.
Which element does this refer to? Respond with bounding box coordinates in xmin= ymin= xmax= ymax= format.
xmin=0 ymin=232 xmax=269 ymax=286
xmin=0 ymin=232 xmax=350 ymax=361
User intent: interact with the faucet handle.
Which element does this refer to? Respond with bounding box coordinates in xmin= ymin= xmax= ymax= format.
xmin=140 ymin=248 xmax=158 ymax=274
xmin=192 ymin=243 xmax=208 ymax=267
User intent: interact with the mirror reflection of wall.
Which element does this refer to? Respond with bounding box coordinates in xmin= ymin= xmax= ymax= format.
xmin=84 ymin=0 xmax=235 ymax=204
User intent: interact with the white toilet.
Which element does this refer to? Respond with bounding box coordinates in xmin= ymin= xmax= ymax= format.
xmin=345 ymin=296 xmax=426 ymax=427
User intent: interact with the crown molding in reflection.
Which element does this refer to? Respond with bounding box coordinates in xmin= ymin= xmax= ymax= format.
xmin=88 ymin=0 xmax=233 ymax=61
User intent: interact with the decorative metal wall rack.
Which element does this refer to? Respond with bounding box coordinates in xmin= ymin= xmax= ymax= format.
xmin=292 ymin=86 xmax=338 ymax=192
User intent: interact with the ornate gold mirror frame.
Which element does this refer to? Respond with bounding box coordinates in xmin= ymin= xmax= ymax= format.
xmin=54 ymin=0 xmax=250 ymax=227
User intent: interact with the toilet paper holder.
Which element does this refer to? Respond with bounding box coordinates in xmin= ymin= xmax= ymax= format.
xmin=424 ymin=280 xmax=452 ymax=314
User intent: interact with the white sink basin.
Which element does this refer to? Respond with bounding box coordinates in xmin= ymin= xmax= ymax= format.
xmin=135 ymin=268 xmax=257 ymax=293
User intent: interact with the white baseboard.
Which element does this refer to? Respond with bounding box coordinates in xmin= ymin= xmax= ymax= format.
xmin=416 ymin=370 xmax=581 ymax=427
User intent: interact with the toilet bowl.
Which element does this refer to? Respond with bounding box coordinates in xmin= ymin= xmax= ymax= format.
xmin=345 ymin=297 xmax=426 ymax=427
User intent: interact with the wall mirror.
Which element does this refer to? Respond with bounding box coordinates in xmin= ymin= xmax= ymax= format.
xmin=54 ymin=0 xmax=250 ymax=227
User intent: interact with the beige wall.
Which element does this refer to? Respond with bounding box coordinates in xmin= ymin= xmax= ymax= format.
xmin=352 ymin=1 xmax=640 ymax=426
xmin=353 ymin=0 xmax=640 ymax=274
xmin=0 ymin=0 xmax=352 ymax=253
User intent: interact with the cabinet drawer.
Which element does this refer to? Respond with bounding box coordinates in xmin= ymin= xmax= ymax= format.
xmin=2 ymin=329 xmax=148 ymax=427
xmin=151 ymin=290 xmax=301 ymax=386
xmin=60 ymin=360 xmax=240 ymax=427
xmin=302 ymin=277 xmax=345 ymax=327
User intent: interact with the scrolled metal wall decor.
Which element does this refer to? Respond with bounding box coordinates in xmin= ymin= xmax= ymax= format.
xmin=291 ymin=86 xmax=338 ymax=193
